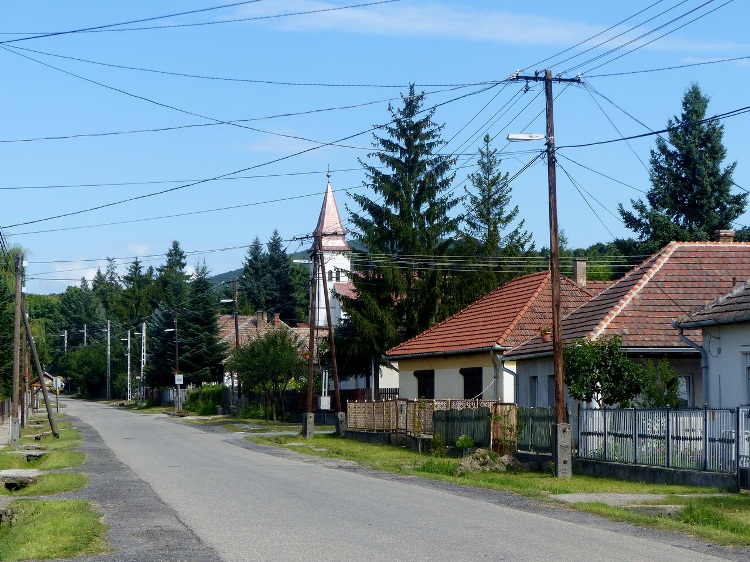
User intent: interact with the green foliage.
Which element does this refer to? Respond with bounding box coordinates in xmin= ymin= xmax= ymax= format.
xmin=227 ymin=328 xmax=306 ymax=421
xmin=563 ymin=335 xmax=646 ymax=407
xmin=431 ymin=432 xmax=446 ymax=458
xmin=61 ymin=345 xmax=107 ymax=397
xmin=0 ymin=267 xmax=14 ymax=399
xmin=455 ymin=434 xmax=475 ymax=450
xmin=179 ymin=263 xmax=228 ymax=386
xmin=343 ymin=84 xmax=460 ymax=358
xmin=238 ymin=401 xmax=266 ymax=419
xmin=634 ymin=357 xmax=683 ymax=408
xmin=619 ymin=83 xmax=745 ymax=253
xmin=451 ymin=134 xmax=535 ymax=308
xmin=184 ymin=384 xmax=225 ymax=415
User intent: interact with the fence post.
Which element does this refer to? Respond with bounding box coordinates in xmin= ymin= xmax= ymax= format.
xmin=666 ymin=410 xmax=671 ymax=468
xmin=703 ymin=404 xmax=708 ymax=472
xmin=737 ymin=408 xmax=741 ymax=484
xmin=633 ymin=409 xmax=638 ymax=465
xmin=603 ymin=408 xmax=608 ymax=461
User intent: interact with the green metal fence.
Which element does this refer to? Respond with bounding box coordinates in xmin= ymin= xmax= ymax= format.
xmin=517 ymin=406 xmax=554 ymax=454
xmin=433 ymin=407 xmax=491 ymax=447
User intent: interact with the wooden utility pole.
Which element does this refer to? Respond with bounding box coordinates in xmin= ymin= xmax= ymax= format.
xmin=304 ymin=245 xmax=318 ymax=438
xmin=21 ymin=301 xmax=60 ymax=438
xmin=510 ymin=69 xmax=579 ymax=478
xmin=232 ymin=278 xmax=241 ymax=398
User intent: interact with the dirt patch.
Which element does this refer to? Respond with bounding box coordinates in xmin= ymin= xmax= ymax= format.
xmin=456 ymin=449 xmax=531 ymax=476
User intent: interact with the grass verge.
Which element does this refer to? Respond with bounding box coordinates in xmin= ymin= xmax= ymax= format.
xmin=0 ymin=500 xmax=108 ymax=561
xmin=250 ymin=433 xmax=750 ymax=546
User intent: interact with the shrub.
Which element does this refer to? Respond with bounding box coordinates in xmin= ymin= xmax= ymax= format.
xmin=183 ymin=385 xmax=224 ymax=415
xmin=431 ymin=432 xmax=446 ymax=458
xmin=455 ymin=435 xmax=474 ymax=450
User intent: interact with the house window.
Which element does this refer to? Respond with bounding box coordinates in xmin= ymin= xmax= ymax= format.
xmin=414 ymin=369 xmax=434 ymax=399
xmin=460 ymin=367 xmax=483 ymax=400
xmin=328 ymin=270 xmax=333 ymax=282
xmin=547 ymin=375 xmax=555 ymax=408
xmin=335 ymin=269 xmax=341 ymax=282
xmin=529 ymin=376 xmax=538 ymax=407
xmin=677 ymin=375 xmax=691 ymax=408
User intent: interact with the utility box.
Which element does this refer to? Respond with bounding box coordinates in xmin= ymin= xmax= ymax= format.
xmin=318 ymin=396 xmax=331 ymax=411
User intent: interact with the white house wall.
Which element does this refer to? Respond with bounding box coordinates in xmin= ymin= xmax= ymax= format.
xmin=703 ymin=324 xmax=750 ymax=408
xmin=397 ymin=354 xmax=516 ymax=402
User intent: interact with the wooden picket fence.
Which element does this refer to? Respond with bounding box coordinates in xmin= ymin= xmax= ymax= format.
xmin=346 ymin=399 xmax=518 ymax=453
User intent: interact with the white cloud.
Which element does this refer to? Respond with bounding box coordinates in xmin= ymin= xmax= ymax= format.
xmin=128 ymin=244 xmax=150 ymax=257
xmin=236 ymin=1 xmax=745 ymax=53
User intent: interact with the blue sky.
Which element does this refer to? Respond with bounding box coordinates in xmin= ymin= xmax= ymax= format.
xmin=3 ymin=0 xmax=749 ymax=293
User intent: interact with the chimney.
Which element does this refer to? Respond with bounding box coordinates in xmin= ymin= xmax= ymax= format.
xmin=259 ymin=311 xmax=267 ymax=324
xmin=714 ymin=229 xmax=735 ymax=243
xmin=573 ymin=258 xmax=587 ymax=288
xmin=273 ymin=312 xmax=280 ymax=327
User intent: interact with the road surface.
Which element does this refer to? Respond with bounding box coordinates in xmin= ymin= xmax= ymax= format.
xmin=58 ymin=398 xmax=750 ymax=561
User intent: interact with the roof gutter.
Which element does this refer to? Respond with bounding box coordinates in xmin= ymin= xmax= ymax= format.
xmin=676 ymin=315 xmax=750 ymax=329
xmin=490 ymin=344 xmax=516 ymax=402
xmin=673 ymin=321 xmax=709 ymax=406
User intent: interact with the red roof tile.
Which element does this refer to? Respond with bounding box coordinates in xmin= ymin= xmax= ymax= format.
xmin=386 ymin=271 xmax=594 ymax=358
xmin=508 ymin=241 xmax=750 ymax=357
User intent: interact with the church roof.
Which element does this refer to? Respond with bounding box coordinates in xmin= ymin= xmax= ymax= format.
xmin=314 ymin=180 xmax=350 ymax=252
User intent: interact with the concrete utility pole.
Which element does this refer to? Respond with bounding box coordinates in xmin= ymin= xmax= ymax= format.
xmin=125 ymin=330 xmax=132 ymax=401
xmin=231 ymin=278 xmax=241 ymax=397
xmin=510 ymin=69 xmax=580 ymax=478
xmin=140 ymin=322 xmax=146 ymax=402
xmin=11 ymin=254 xmax=22 ymax=449
xmin=106 ymin=320 xmax=111 ymax=400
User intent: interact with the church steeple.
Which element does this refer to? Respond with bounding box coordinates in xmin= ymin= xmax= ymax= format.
xmin=314 ymin=173 xmax=350 ymax=252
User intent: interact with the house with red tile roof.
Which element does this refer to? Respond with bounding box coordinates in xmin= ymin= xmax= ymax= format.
xmin=675 ymin=280 xmax=750 ymax=408
xmin=507 ymin=238 xmax=750 ymax=411
xmin=386 ymin=271 xmax=594 ymax=401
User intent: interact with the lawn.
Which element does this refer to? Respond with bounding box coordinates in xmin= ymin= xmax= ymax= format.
xmin=249 ymin=433 xmax=750 ymax=546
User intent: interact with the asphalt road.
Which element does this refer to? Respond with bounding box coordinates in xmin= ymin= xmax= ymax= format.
xmin=56 ymin=398 xmax=750 ymax=562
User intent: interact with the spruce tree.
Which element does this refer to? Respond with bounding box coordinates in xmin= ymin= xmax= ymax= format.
xmin=240 ymin=236 xmax=269 ymax=312
xmin=343 ymin=84 xmax=460 ymax=358
xmin=179 ymin=263 xmax=228 ymax=385
xmin=156 ymin=241 xmax=189 ymax=308
xmin=619 ymin=83 xmax=745 ymax=253
xmin=455 ymin=134 xmax=533 ymax=306
xmin=266 ymin=230 xmax=296 ymax=318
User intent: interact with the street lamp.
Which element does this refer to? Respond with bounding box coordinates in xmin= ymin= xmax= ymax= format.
xmin=507 ymin=69 xmax=574 ymax=478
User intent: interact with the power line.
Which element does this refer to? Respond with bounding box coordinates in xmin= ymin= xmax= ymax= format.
xmin=0 ymin=0 xmax=267 ymax=44
xmin=2 ymin=82 xmax=498 ymax=230
xmin=1 ymin=1 xmax=401 ymax=38
xmin=4 ymin=43 xmax=487 ymax=89
xmin=586 ymin=54 xmax=750 ymax=78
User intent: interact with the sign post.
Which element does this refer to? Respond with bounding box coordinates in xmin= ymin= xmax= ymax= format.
xmin=174 ymin=372 xmax=183 ymax=411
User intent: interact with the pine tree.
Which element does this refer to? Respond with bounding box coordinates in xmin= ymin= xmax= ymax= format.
xmin=179 ymin=263 xmax=228 ymax=385
xmin=92 ymin=258 xmax=122 ymax=321
xmin=240 ymin=236 xmax=269 ymax=312
xmin=619 ymin=83 xmax=745 ymax=253
xmin=343 ymin=85 xmax=460 ymax=358
xmin=156 ymin=241 xmax=189 ymax=308
xmin=455 ymin=134 xmax=534 ymax=306
xmin=118 ymin=258 xmax=156 ymax=326
xmin=266 ymin=230 xmax=296 ymax=318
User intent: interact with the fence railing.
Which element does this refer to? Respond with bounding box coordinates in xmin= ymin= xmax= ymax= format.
xmin=578 ymin=406 xmax=741 ymax=473
xmin=517 ymin=406 xmax=555 ymax=454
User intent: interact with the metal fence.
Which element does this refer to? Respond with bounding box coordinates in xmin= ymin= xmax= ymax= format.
xmin=517 ymin=406 xmax=555 ymax=454
xmin=578 ymin=406 xmax=740 ymax=473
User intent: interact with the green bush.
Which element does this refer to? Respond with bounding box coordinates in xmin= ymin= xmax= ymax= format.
xmin=183 ymin=385 xmax=224 ymax=415
xmin=431 ymin=432 xmax=446 ymax=458
xmin=455 ymin=435 xmax=474 ymax=450
xmin=238 ymin=402 xmax=265 ymax=419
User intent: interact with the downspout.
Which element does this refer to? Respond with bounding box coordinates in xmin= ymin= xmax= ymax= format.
xmin=675 ymin=322 xmax=709 ymax=407
xmin=491 ymin=344 xmax=516 ymax=403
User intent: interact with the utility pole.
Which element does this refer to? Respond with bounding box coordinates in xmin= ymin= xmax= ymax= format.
xmin=60 ymin=329 xmax=68 ymax=354
xmin=140 ymin=322 xmax=146 ymax=402
xmin=510 ymin=69 xmax=579 ymax=478
xmin=106 ymin=320 xmax=111 ymax=400
xmin=11 ymin=254 xmax=22 ymax=449
xmin=316 ymin=236 xmax=342 ymax=417
xmin=81 ymin=324 xmax=88 ymax=346
xmin=304 ymin=244 xmax=318 ymax=439
xmin=125 ymin=330 xmax=132 ymax=401
xmin=232 ymin=278 xmax=241 ymax=398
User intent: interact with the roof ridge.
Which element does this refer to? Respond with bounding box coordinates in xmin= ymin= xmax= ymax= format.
xmin=589 ymin=242 xmax=677 ymax=340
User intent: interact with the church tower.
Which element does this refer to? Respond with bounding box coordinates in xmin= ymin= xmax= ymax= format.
xmin=311 ymin=174 xmax=352 ymax=328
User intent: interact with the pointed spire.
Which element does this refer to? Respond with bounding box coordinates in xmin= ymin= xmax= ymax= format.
xmin=314 ymin=172 xmax=349 ymax=252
